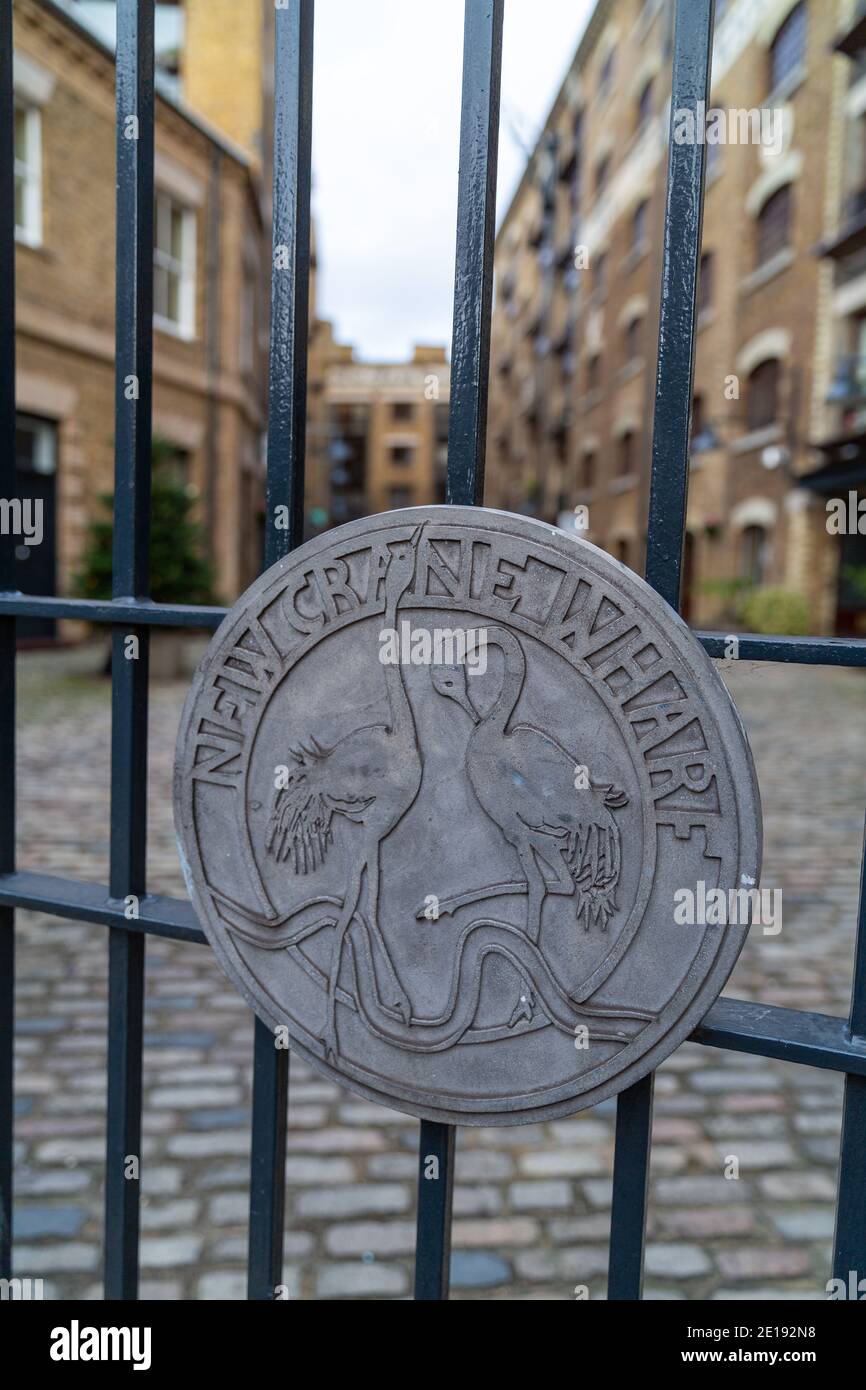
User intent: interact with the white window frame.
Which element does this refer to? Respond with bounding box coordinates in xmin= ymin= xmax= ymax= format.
xmin=153 ymin=192 xmax=196 ymax=340
xmin=14 ymin=102 xmax=42 ymax=248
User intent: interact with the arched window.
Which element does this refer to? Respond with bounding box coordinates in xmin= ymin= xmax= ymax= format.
xmin=595 ymin=153 xmax=610 ymax=197
xmin=691 ymin=393 xmax=706 ymax=450
xmin=619 ymin=430 xmax=637 ymax=477
xmin=636 ymin=78 xmax=653 ymax=130
xmin=698 ymin=251 xmax=714 ymax=314
xmin=632 ymin=199 xmax=648 ymax=251
xmin=769 ymin=3 xmax=806 ymax=95
xmin=625 ymin=315 xmax=642 ymax=362
xmin=756 ymin=184 xmax=792 ymax=266
xmin=746 ymin=359 xmax=781 ymax=431
xmin=741 ymin=525 xmax=768 ymax=586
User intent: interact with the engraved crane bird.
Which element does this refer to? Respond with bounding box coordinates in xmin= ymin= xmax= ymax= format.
xmin=266 ymin=528 xmax=423 ymax=1060
xmin=431 ymin=625 xmax=627 ymax=954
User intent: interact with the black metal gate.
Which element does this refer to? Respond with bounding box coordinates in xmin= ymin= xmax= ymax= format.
xmin=1 ymin=0 xmax=865 ymax=1302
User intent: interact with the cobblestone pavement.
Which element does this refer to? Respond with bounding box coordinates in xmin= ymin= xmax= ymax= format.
xmin=9 ymin=642 xmax=866 ymax=1300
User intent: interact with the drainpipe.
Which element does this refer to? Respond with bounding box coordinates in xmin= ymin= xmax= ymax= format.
xmin=204 ymin=147 xmax=222 ymax=569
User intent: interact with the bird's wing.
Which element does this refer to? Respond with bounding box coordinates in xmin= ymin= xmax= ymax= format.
xmin=266 ymin=738 xmax=374 ymax=874
xmin=511 ymin=724 xmax=628 ymax=807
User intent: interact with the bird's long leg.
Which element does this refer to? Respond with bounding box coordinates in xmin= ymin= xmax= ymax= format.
xmin=515 ymin=841 xmax=547 ymax=945
xmin=322 ymin=862 xmax=363 ymax=1062
xmin=365 ymin=839 xmax=412 ymax=1026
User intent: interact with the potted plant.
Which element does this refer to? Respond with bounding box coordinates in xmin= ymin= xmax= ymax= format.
xmin=75 ymin=438 xmax=217 ymax=678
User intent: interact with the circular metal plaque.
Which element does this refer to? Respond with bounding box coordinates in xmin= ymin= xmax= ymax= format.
xmin=174 ymin=507 xmax=761 ymax=1125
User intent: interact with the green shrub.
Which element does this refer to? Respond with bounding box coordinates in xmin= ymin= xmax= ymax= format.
xmin=740 ymin=586 xmax=810 ymax=635
xmin=75 ymin=439 xmax=216 ymax=607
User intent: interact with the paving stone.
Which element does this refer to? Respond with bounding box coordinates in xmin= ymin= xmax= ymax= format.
xmin=450 ymin=1251 xmax=511 ymax=1288
xmin=509 ymin=1180 xmax=573 ymax=1212
xmin=139 ymin=1235 xmax=204 ymax=1268
xmin=760 ymin=1172 xmax=837 ymax=1201
xmin=547 ymin=1214 xmax=611 ymax=1243
xmin=285 ymin=1157 xmax=356 ymax=1185
xmin=654 ymin=1176 xmax=753 ymax=1205
xmin=452 ymin=1185 xmax=502 ymax=1217
xmin=655 ymin=1206 xmax=757 ymax=1239
xmin=715 ymin=1247 xmax=813 ymax=1280
xmin=514 ymin=1247 xmax=609 ymax=1284
xmin=316 ymin=1262 xmax=408 ymax=1298
xmin=197 ymin=1271 xmax=248 ymax=1300
xmin=294 ymin=1184 xmax=410 ymax=1220
xmin=518 ymin=1151 xmax=603 ymax=1178
xmin=325 ymin=1220 xmax=416 ymax=1257
xmin=452 ymin=1218 xmax=539 ymax=1248
xmin=644 ymin=1244 xmax=712 ymax=1278
xmin=13 ymin=1242 xmax=98 ymax=1273
xmin=15 ymin=1169 xmax=91 ymax=1196
xmin=770 ymin=1207 xmax=835 ymax=1240
xmin=13 ymin=1205 xmax=88 ymax=1239
xmin=141 ymin=1200 xmax=200 ymax=1230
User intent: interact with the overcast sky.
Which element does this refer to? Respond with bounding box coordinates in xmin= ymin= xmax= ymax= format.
xmin=311 ymin=0 xmax=593 ymax=362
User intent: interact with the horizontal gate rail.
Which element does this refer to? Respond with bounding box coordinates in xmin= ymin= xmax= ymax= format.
xmin=0 ymin=0 xmax=865 ymax=1302
xmin=2 ymin=591 xmax=866 ymax=667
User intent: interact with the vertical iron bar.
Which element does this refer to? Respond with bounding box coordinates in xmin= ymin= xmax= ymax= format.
xmin=608 ymin=0 xmax=715 ymax=1301
xmin=0 ymin=0 xmax=16 ymax=1284
xmin=644 ymin=0 xmax=715 ymax=608
xmin=248 ymin=0 xmax=314 ymax=1301
xmin=445 ymin=0 xmax=504 ymax=507
xmin=414 ymin=1119 xmax=455 ymax=1300
xmin=104 ymin=0 xmax=155 ymax=1302
xmin=247 ymin=1028 xmax=289 ymax=1300
xmin=833 ymin=815 xmax=866 ymax=1282
xmin=265 ymin=0 xmax=314 ymax=561
xmin=607 ymin=1072 xmax=654 ymax=1300
xmin=416 ymin=0 xmax=503 ymax=1302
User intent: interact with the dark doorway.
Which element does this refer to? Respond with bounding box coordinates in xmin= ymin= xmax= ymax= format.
xmin=15 ymin=414 xmax=58 ymax=643
xmin=836 ymin=526 xmax=866 ymax=635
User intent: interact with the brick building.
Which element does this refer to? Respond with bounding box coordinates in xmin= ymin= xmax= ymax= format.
xmin=318 ymin=347 xmax=451 ymax=528
xmin=12 ymin=0 xmax=270 ymax=638
xmin=487 ymin=0 xmax=866 ymax=635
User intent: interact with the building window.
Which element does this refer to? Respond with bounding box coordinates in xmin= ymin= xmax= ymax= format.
xmin=756 ymin=184 xmax=792 ymax=267
xmin=389 ymin=487 xmax=413 ymax=509
xmin=619 ymin=430 xmax=636 ymax=477
xmin=706 ymin=133 xmax=722 ymax=179
xmin=240 ymin=264 xmax=256 ymax=373
xmin=636 ymin=78 xmax=653 ymax=130
xmin=594 ymin=251 xmax=607 ymax=297
xmin=154 ymin=192 xmax=196 ymax=338
xmin=582 ymin=451 xmax=596 ymax=489
xmin=746 ymin=358 xmax=781 ymax=431
xmin=390 ymin=445 xmax=413 ymax=466
xmin=769 ymin=3 xmax=806 ymax=95
xmin=632 ymin=200 xmax=648 ymax=252
xmin=599 ymin=49 xmax=614 ymax=99
xmin=595 ymin=153 xmax=610 ymax=197
xmin=741 ymin=525 xmax=768 ymax=586
xmin=586 ymin=354 xmax=601 ymax=394
xmin=614 ymin=538 xmax=631 ymax=568
xmin=625 ymin=316 xmax=641 ymax=362
xmin=14 ymin=103 xmax=41 ymax=246
xmin=698 ymin=251 xmax=714 ymax=314
xmin=391 ymin=402 xmax=414 ymax=422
